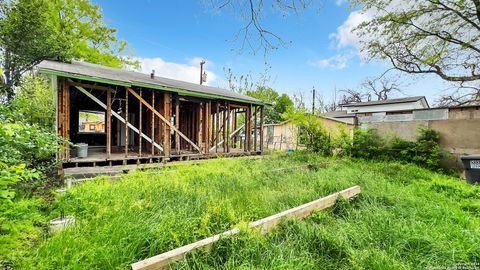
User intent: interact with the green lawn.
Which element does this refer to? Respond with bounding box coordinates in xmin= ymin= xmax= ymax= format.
xmin=1 ymin=153 xmax=479 ymax=269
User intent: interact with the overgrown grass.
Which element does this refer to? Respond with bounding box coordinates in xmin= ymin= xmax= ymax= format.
xmin=1 ymin=153 xmax=479 ymax=269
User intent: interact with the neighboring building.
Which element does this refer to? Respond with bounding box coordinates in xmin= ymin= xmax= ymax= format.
xmin=362 ymin=105 xmax=480 ymax=155
xmin=262 ymin=116 xmax=354 ymax=150
xmin=340 ymin=96 xmax=430 ymax=116
xmin=325 ymin=96 xmax=480 ymax=155
xmin=37 ymin=60 xmax=266 ymax=167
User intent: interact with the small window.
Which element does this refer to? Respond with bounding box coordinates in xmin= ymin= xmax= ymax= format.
xmin=89 ymin=124 xmax=96 ymax=131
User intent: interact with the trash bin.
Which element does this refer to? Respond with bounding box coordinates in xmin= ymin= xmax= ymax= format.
xmin=77 ymin=143 xmax=88 ymax=158
xmin=460 ymin=155 xmax=480 ymax=184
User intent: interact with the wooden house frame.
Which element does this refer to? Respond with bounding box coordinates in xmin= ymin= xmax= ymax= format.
xmin=37 ymin=60 xmax=265 ymax=168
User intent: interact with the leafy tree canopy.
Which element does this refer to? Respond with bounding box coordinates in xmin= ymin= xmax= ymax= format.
xmin=0 ymin=0 xmax=135 ymax=101
xmin=245 ymin=86 xmax=293 ymax=124
xmin=353 ymin=0 xmax=480 ymax=105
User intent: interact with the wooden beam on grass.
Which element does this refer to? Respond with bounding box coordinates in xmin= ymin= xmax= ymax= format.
xmin=131 ymin=185 xmax=361 ymax=270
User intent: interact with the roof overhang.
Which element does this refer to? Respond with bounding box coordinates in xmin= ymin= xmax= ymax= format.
xmin=37 ymin=61 xmax=266 ymax=106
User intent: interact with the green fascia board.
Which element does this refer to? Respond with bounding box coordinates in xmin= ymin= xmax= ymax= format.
xmin=38 ymin=69 xmax=131 ymax=87
xmin=39 ymin=68 xmax=265 ymax=106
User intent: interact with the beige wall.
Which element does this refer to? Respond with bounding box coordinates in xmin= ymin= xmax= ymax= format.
xmin=264 ymin=122 xmax=297 ymax=150
xmin=263 ymin=118 xmax=354 ymax=151
xmin=365 ymin=119 xmax=480 ymax=155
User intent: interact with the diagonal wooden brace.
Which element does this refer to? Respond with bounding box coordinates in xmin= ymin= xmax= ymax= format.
xmin=127 ymin=88 xmax=202 ymax=153
xmin=73 ymin=84 xmax=163 ymax=152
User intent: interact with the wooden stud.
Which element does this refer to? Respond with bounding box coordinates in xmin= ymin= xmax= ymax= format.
xmin=175 ymin=95 xmax=180 ymax=154
xmin=163 ymin=92 xmax=171 ymax=158
xmin=204 ymin=101 xmax=210 ymax=155
xmin=139 ymin=89 xmax=142 ymax=157
xmin=151 ymin=91 xmax=155 ymax=156
xmin=223 ymin=103 xmax=227 ymax=153
xmin=125 ymin=88 xmax=129 ymax=158
xmin=198 ymin=102 xmax=203 ymax=152
xmin=66 ymin=79 xmax=70 ymax=159
xmin=233 ymin=109 xmax=237 ymax=148
xmin=245 ymin=107 xmax=250 ymax=152
xmin=226 ymin=102 xmax=230 ymax=153
xmin=260 ymin=106 xmax=264 ymax=152
xmin=216 ymin=103 xmax=219 ymax=153
xmin=106 ymin=88 xmax=112 ymax=159
xmin=254 ymin=106 xmax=257 ymax=151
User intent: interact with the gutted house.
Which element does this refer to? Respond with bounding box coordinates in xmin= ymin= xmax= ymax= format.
xmin=37 ymin=60 xmax=265 ymax=167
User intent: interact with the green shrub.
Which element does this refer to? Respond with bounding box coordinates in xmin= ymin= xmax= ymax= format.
xmin=348 ymin=127 xmax=447 ymax=171
xmin=0 ymin=118 xmax=61 ymax=200
xmin=290 ymin=112 xmax=334 ymax=155
xmin=350 ymin=128 xmax=385 ymax=160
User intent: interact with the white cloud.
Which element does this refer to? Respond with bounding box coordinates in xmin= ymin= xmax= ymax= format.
xmin=132 ymin=57 xmax=218 ymax=86
xmin=329 ymin=10 xmax=372 ymax=49
xmin=308 ymin=52 xmax=354 ymax=70
xmin=335 ymin=0 xmax=346 ymax=6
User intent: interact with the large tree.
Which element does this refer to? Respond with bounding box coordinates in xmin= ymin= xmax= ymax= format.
xmin=352 ymin=0 xmax=480 ymax=105
xmin=210 ymin=0 xmax=480 ymax=105
xmin=0 ymin=0 xmax=134 ymax=101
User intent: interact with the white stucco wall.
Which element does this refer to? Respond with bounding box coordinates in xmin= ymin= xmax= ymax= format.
xmin=344 ymin=100 xmax=428 ymax=114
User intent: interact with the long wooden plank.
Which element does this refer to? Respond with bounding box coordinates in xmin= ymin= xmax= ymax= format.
xmin=127 ymin=88 xmax=201 ymax=152
xmin=131 ymin=185 xmax=361 ymax=270
xmin=73 ymin=85 xmax=163 ymax=151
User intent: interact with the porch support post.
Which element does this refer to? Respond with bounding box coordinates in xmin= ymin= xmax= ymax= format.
xmin=254 ymin=105 xmax=257 ymax=151
xmin=139 ymin=89 xmax=142 ymax=157
xmin=260 ymin=106 xmax=264 ymax=152
xmin=216 ymin=103 xmax=219 ymax=153
xmin=198 ymin=102 xmax=203 ymax=152
xmin=205 ymin=101 xmax=211 ymax=155
xmin=125 ymin=88 xmax=129 ymax=159
xmin=151 ymin=91 xmax=155 ymax=156
xmin=226 ymin=102 xmax=230 ymax=153
xmin=163 ymin=92 xmax=171 ymax=158
xmin=175 ymin=95 xmax=180 ymax=154
xmin=223 ymin=103 xmax=227 ymax=153
xmin=106 ymin=88 xmax=112 ymax=159
xmin=233 ymin=109 xmax=237 ymax=148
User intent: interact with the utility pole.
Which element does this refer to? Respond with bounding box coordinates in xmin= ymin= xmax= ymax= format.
xmin=312 ymin=86 xmax=316 ymax=115
xmin=200 ymin=60 xmax=206 ymax=85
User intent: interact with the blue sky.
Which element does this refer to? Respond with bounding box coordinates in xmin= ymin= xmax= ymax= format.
xmin=93 ymin=0 xmax=451 ymax=107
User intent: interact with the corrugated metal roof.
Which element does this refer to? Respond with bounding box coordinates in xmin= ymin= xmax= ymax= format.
xmin=340 ymin=96 xmax=425 ymax=107
xmin=36 ymin=60 xmax=264 ymax=104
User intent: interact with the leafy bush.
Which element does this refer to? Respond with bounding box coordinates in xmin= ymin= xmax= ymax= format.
xmin=348 ymin=127 xmax=447 ymax=171
xmin=289 ymin=112 xmax=334 ymax=155
xmin=350 ymin=128 xmax=386 ymax=159
xmin=0 ymin=116 xmax=61 ymax=200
